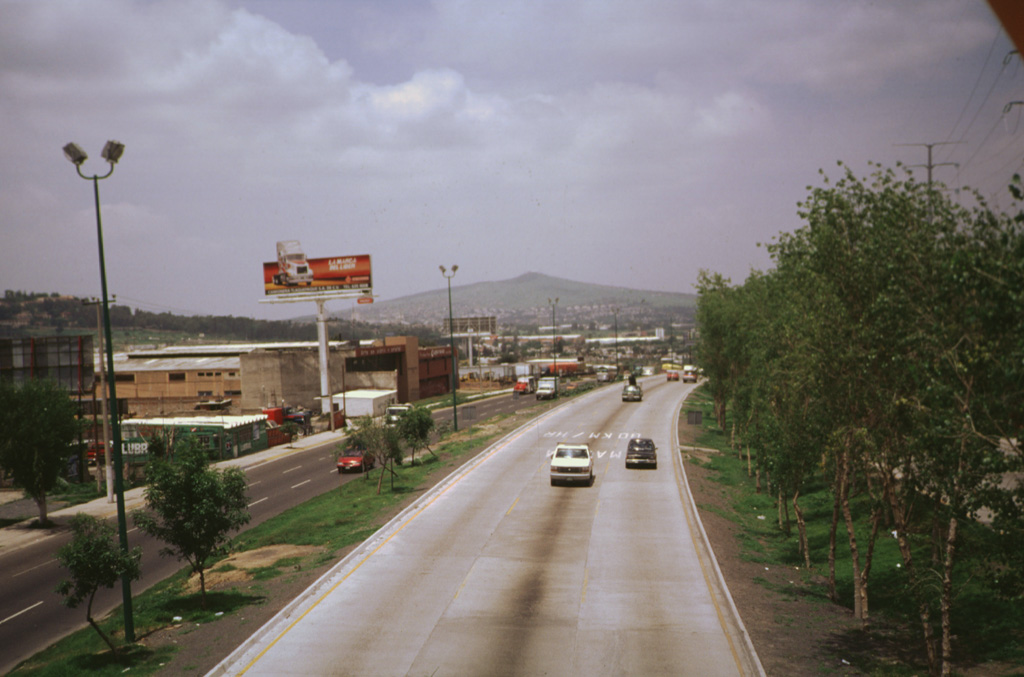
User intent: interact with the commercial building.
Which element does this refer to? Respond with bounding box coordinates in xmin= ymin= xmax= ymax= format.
xmin=109 ymin=336 xmax=456 ymax=418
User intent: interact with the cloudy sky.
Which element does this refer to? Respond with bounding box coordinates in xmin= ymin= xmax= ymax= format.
xmin=1 ymin=0 xmax=1020 ymax=320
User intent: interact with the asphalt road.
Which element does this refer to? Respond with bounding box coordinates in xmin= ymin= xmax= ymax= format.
xmin=211 ymin=378 xmax=763 ymax=676
xmin=0 ymin=388 xmax=540 ymax=674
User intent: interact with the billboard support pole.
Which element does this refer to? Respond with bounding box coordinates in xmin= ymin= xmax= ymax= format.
xmin=315 ymin=298 xmax=334 ymax=432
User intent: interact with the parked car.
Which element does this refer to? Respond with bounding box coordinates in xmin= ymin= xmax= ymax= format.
xmin=337 ymin=449 xmax=375 ymax=473
xmin=625 ymin=437 xmax=657 ymax=469
xmin=622 ymin=383 xmax=643 ymax=402
xmin=550 ymin=443 xmax=595 ymax=486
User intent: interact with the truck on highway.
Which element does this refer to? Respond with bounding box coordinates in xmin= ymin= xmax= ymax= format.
xmin=273 ymin=240 xmax=314 ymax=286
xmin=513 ymin=376 xmax=537 ymax=395
xmin=536 ymin=376 xmax=559 ymax=400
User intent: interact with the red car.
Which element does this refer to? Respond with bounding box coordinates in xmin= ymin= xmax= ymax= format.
xmin=666 ymin=371 xmax=679 ymax=382
xmin=337 ymin=449 xmax=375 ymax=473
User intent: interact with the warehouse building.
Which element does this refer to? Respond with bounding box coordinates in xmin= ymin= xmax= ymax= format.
xmin=109 ymin=336 xmax=455 ymax=417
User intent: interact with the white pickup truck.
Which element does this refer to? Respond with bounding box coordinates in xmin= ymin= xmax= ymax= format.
xmin=549 ymin=443 xmax=595 ymax=486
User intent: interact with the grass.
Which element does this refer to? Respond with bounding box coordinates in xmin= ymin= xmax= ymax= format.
xmin=685 ymin=387 xmax=1024 ymax=675
xmin=1 ymin=480 xmax=111 ymax=528
xmin=8 ymin=420 xmax=517 ymax=676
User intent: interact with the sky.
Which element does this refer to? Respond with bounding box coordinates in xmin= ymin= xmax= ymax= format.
xmin=1 ymin=0 xmax=1021 ymax=321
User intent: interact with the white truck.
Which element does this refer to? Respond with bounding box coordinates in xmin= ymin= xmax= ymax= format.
xmin=536 ymin=376 xmax=559 ymax=400
xmin=273 ymin=240 xmax=314 ymax=286
xmin=550 ymin=442 xmax=595 ymax=486
xmin=385 ymin=404 xmax=411 ymax=426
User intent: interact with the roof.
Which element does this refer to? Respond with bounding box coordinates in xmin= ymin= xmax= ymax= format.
xmin=114 ymin=355 xmax=241 ymax=372
xmin=332 ymin=389 xmax=398 ymax=399
xmin=122 ymin=415 xmax=267 ymax=428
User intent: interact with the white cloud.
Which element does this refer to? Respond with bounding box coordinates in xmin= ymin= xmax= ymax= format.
xmin=0 ymin=0 xmax=1015 ymax=319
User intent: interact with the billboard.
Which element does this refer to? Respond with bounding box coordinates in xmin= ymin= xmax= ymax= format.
xmin=444 ymin=316 xmax=497 ymax=335
xmin=263 ymin=241 xmax=372 ymax=297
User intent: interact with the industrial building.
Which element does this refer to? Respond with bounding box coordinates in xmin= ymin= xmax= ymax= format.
xmin=108 ymin=336 xmax=456 ymax=418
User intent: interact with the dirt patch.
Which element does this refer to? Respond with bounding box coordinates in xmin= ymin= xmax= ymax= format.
xmin=182 ymin=544 xmax=325 ymax=594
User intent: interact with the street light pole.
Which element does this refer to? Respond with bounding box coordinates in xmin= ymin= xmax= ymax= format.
xmin=548 ymin=297 xmax=559 ymax=377
xmin=612 ymin=306 xmax=619 ymax=379
xmin=63 ymin=140 xmax=135 ymax=642
xmin=440 ymin=265 xmax=459 ymax=432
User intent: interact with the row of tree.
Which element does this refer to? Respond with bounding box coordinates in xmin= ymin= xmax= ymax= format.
xmin=695 ymin=163 xmax=1024 ymax=676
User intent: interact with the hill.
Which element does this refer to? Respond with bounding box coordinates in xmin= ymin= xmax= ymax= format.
xmin=352 ymin=272 xmax=697 ymax=327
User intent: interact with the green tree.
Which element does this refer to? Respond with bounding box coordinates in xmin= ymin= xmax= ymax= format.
xmin=346 ymin=416 xmax=404 ymax=494
xmin=397 ymin=405 xmax=436 ymax=464
xmin=131 ymin=440 xmax=249 ymax=608
xmin=54 ymin=514 xmax=142 ymax=656
xmin=0 ymin=378 xmax=79 ymax=525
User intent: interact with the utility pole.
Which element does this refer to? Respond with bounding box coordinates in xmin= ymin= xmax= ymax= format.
xmin=897 ymin=142 xmax=959 ymax=222
xmin=897 ymin=142 xmax=959 ymax=188
xmin=82 ymin=296 xmax=114 ymax=502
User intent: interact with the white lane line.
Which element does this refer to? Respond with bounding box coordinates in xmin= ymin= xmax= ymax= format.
xmin=248 ymin=497 xmax=269 ymax=508
xmin=12 ymin=560 xmax=56 ymax=578
xmin=290 ymin=480 xmax=312 ymax=489
xmin=0 ymin=601 xmax=43 ymax=626
xmin=282 ymin=466 xmax=302 ymax=474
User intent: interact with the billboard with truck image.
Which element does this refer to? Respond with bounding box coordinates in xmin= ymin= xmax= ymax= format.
xmin=263 ymin=241 xmax=372 ymax=296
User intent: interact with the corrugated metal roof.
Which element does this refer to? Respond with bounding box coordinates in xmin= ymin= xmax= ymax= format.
xmin=116 ymin=356 xmax=241 ymax=372
xmin=123 ymin=415 xmax=266 ymax=428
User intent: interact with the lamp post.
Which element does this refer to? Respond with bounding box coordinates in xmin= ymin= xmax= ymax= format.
xmin=612 ymin=306 xmax=620 ymax=379
xmin=63 ymin=140 xmax=135 ymax=642
xmin=440 ymin=265 xmax=458 ymax=431
xmin=548 ymin=297 xmax=559 ymax=377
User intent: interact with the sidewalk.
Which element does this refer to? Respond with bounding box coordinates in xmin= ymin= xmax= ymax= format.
xmin=0 ymin=428 xmax=347 ymax=554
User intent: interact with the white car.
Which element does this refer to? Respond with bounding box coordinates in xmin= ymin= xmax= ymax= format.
xmin=550 ymin=443 xmax=595 ymax=486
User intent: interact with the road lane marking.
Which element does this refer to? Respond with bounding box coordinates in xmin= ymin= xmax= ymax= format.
xmin=1 ymin=601 xmax=43 ymax=625
xmin=12 ymin=560 xmax=56 ymax=578
xmin=290 ymin=480 xmax=312 ymax=489
xmin=506 ymin=497 xmax=520 ymax=515
xmin=282 ymin=466 xmax=302 ymax=474
xmin=248 ymin=497 xmax=268 ymax=508
xmin=581 ymin=567 xmax=590 ymax=604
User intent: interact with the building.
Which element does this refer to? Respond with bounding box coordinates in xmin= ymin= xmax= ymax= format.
xmin=108 ymin=336 xmax=456 ymax=418
xmin=0 ymin=335 xmax=95 ymax=394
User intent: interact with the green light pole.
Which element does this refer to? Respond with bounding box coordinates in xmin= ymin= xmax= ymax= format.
xmin=63 ymin=140 xmax=135 ymax=642
xmin=612 ymin=306 xmax=619 ymax=379
xmin=440 ymin=265 xmax=458 ymax=431
xmin=548 ymin=297 xmax=558 ymax=377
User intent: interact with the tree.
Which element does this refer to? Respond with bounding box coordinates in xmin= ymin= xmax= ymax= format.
xmin=54 ymin=514 xmax=142 ymax=656
xmin=397 ymin=405 xmax=436 ymax=464
xmin=0 ymin=378 xmax=79 ymax=525
xmin=131 ymin=439 xmax=249 ymax=608
xmin=346 ymin=416 xmax=404 ymax=494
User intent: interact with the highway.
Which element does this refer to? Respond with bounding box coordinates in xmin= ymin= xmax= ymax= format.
xmin=0 ymin=389 xmax=536 ymax=674
xmin=211 ymin=378 xmax=763 ymax=676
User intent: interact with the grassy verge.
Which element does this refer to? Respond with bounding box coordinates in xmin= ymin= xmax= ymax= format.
xmin=10 ymin=420 xmax=516 ymax=676
xmin=684 ymin=387 xmax=1024 ymax=675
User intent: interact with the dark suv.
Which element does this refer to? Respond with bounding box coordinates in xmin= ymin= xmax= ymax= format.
xmin=625 ymin=437 xmax=657 ymax=469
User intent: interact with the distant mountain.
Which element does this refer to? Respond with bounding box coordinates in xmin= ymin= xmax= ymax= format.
xmin=350 ymin=272 xmax=697 ymax=326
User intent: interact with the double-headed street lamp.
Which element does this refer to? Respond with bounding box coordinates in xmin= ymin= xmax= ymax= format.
xmin=548 ymin=297 xmax=559 ymax=377
xmin=63 ymin=140 xmax=135 ymax=642
xmin=440 ymin=265 xmax=458 ymax=431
